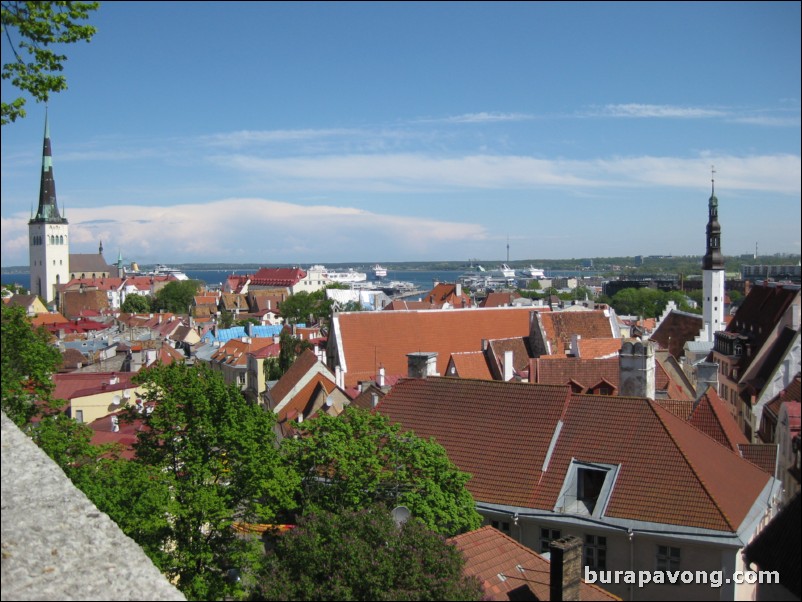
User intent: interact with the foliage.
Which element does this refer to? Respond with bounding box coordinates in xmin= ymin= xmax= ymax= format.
xmin=1 ymin=0 xmax=99 ymax=125
xmin=151 ymin=279 xmax=202 ymax=314
xmin=121 ymin=292 xmax=152 ymax=314
xmin=264 ymin=329 xmax=312 ymax=381
xmin=609 ymin=287 xmax=697 ymax=318
xmin=282 ymin=407 xmax=482 ymax=537
xmin=30 ymin=411 xmax=100 ymax=471
xmin=278 ymin=289 xmax=332 ymax=326
xmin=1 ymin=303 xmax=61 ymax=425
xmin=129 ymin=362 xmax=300 ymax=601
xmin=72 ymin=457 xmax=175 ymax=570
xmin=219 ymin=309 xmax=234 ymax=329
xmin=253 ymin=507 xmax=483 ymax=601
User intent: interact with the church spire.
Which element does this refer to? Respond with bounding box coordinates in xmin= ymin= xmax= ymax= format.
xmin=30 ymin=110 xmax=67 ymax=224
xmin=703 ymin=166 xmax=723 ymax=270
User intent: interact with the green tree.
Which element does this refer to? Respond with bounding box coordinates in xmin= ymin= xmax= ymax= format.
xmin=130 ymin=362 xmax=300 ymax=601
xmin=264 ymin=329 xmax=312 ymax=381
xmin=121 ymin=292 xmax=152 ymax=314
xmin=152 ymin=279 xmax=201 ymax=314
xmin=253 ymin=507 xmax=483 ymax=601
xmin=279 ymin=289 xmax=333 ymax=326
xmin=1 ymin=303 xmax=61 ymax=425
xmin=1 ymin=0 xmax=99 ymax=125
xmin=282 ymin=407 xmax=482 ymax=537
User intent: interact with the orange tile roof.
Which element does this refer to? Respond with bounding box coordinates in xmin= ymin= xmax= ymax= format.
xmin=423 ymin=283 xmax=473 ymax=308
xmin=738 ymin=443 xmax=778 ymax=475
xmin=577 ymin=338 xmax=622 ymax=359
xmin=447 ymin=352 xmax=492 ymax=380
xmin=688 ymin=388 xmax=748 ymax=452
xmin=377 ymin=378 xmax=771 ymax=532
xmin=487 ymin=338 xmax=530 ymax=377
xmin=275 ymin=374 xmax=337 ymax=424
xmin=30 ymin=312 xmax=70 ymax=327
xmin=535 ymin=311 xmax=615 ymax=356
xmin=210 ymin=337 xmax=275 ymax=367
xmin=269 ymin=349 xmax=326 ymax=407
xmin=332 ymin=307 xmax=536 ymax=388
xmin=450 ymin=526 xmax=619 ymax=601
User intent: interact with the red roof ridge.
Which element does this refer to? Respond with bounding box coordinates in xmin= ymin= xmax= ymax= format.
xmin=649 ymin=400 xmax=737 ymax=532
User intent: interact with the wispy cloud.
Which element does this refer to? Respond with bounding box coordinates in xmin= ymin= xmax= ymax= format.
xmin=214 ymin=152 xmax=801 ymax=195
xmin=433 ymin=112 xmax=535 ymax=124
xmin=592 ymin=103 xmax=727 ymax=119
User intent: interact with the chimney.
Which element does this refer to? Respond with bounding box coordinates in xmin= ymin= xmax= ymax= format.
xmin=695 ymin=361 xmax=720 ymax=399
xmin=371 ymin=392 xmax=380 ymax=408
xmin=503 ymin=350 xmax=514 ymax=381
xmin=456 ymin=282 xmax=462 ymax=297
xmin=378 ymin=366 xmax=385 ymax=387
xmin=570 ymin=334 xmax=581 ymax=357
xmin=549 ymin=535 xmax=582 ymax=602
xmin=619 ymin=339 xmax=655 ymax=400
xmin=407 ymin=352 xmax=438 ymax=378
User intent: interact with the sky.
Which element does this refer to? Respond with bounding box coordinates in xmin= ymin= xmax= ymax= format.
xmin=1 ymin=1 xmax=800 ymax=267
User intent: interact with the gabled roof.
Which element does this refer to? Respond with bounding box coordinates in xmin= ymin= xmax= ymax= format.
xmin=62 ymin=289 xmax=109 ymax=320
xmin=649 ymin=310 xmax=703 ymax=359
xmin=69 ymin=253 xmax=113 ymax=274
xmin=30 ymin=311 xmax=69 ymax=327
xmin=479 ymin=292 xmax=521 ymax=308
xmin=423 ymin=283 xmax=473 ymax=308
xmin=269 ymin=349 xmax=328 ymax=409
xmin=487 ymin=337 xmax=530 ymax=378
xmin=450 ymin=526 xmax=619 ymax=601
xmin=210 ymin=337 xmax=275 ymax=367
xmin=534 ymin=311 xmax=615 ymax=356
xmin=447 ymin=351 xmax=492 ymax=380
xmin=383 ymin=299 xmax=437 ymax=311
xmin=332 ymin=307 xmax=536 ymax=388
xmin=230 ymin=267 xmax=307 ymax=289
xmin=687 ymin=388 xmax=748 ymax=452
xmin=377 ymin=377 xmax=771 ymax=533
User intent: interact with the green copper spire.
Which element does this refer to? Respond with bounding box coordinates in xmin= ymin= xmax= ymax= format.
xmin=30 ymin=110 xmax=67 ymax=225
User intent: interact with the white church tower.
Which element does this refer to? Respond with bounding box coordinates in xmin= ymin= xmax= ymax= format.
xmin=701 ymin=168 xmax=725 ymax=342
xmin=29 ymin=112 xmax=69 ymax=304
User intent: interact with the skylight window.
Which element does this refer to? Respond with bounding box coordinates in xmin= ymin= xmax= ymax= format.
xmin=554 ymin=459 xmax=620 ymax=518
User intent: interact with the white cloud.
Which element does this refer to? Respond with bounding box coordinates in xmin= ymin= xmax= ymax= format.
xmin=430 ymin=112 xmax=535 ymax=124
xmin=0 ymin=200 xmax=489 ymax=266
xmin=594 ymin=104 xmax=727 ymax=118
xmin=215 ymin=152 xmax=801 ymax=195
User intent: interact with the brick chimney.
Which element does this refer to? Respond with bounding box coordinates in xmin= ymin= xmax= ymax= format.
xmin=549 ymin=535 xmax=582 ymax=601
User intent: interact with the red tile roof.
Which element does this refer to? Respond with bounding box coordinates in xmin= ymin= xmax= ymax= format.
xmin=649 ymin=310 xmax=703 ymax=358
xmin=53 ymin=372 xmax=137 ymax=401
xmin=738 ymin=443 xmax=778 ymax=475
xmin=377 ymin=377 xmax=771 ymax=532
xmin=450 ymin=526 xmax=619 ymax=601
xmin=447 ymin=352 xmax=492 ymax=380
xmin=534 ymin=311 xmax=615 ymax=356
xmin=423 ymin=283 xmax=473 ymax=308
xmin=479 ymin=292 xmax=521 ymax=308
xmin=577 ymin=337 xmax=623 ymax=359
xmin=332 ymin=307 xmax=536 ymax=388
xmin=687 ymin=388 xmax=748 ymax=452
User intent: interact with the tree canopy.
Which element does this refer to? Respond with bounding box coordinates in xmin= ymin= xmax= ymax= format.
xmin=151 ymin=279 xmax=202 ymax=314
xmin=253 ymin=507 xmax=483 ymax=602
xmin=607 ymin=287 xmax=697 ymax=318
xmin=128 ymin=362 xmax=300 ymax=600
xmin=1 ymin=303 xmax=62 ymax=425
xmin=120 ymin=292 xmax=152 ymax=314
xmin=282 ymin=406 xmax=482 ymax=537
xmin=263 ymin=328 xmax=312 ymax=381
xmin=1 ymin=0 xmax=99 ymax=125
xmin=279 ymin=289 xmax=333 ymax=326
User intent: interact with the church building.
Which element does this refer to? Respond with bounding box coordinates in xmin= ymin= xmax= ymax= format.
xmin=28 ymin=114 xmax=114 ymax=305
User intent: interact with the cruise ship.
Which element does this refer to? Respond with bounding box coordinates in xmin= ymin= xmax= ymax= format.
xmin=372 ymin=264 xmax=388 ymax=279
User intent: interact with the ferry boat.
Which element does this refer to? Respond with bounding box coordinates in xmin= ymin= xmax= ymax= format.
xmin=372 ymin=264 xmax=388 ymax=279
xmin=523 ymin=265 xmax=546 ymax=279
xmin=312 ymin=265 xmax=367 ymax=284
xmin=126 ymin=262 xmax=188 ymax=280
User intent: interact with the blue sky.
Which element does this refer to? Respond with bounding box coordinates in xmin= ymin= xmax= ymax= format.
xmin=1 ymin=1 xmax=800 ymax=267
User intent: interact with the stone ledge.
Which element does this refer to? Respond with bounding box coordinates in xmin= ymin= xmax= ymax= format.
xmin=1 ymin=412 xmax=185 ymax=601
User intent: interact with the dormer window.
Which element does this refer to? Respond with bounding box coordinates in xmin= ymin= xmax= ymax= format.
xmin=555 ymin=459 xmax=620 ymax=518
